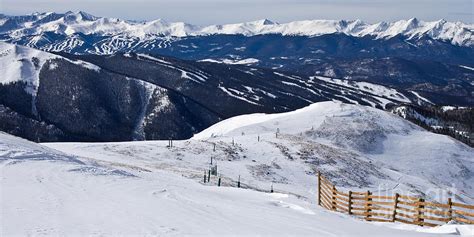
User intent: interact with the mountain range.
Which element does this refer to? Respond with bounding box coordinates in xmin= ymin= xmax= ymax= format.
xmin=2 ymin=11 xmax=473 ymax=46
xmin=2 ymin=42 xmax=423 ymax=142
xmin=0 ymin=11 xmax=473 ymax=142
xmin=2 ymin=11 xmax=473 ymax=106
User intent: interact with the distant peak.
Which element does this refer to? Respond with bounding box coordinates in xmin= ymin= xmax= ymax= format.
xmin=148 ymin=18 xmax=168 ymax=24
xmin=255 ymin=19 xmax=276 ymax=26
xmin=407 ymin=17 xmax=419 ymax=24
xmin=64 ymin=10 xmax=97 ymax=21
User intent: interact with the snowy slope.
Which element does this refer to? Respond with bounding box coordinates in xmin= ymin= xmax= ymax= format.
xmin=2 ymin=11 xmax=473 ymax=47
xmin=0 ymin=41 xmax=99 ymax=94
xmin=312 ymin=76 xmax=412 ymax=107
xmin=4 ymin=131 xmax=471 ymax=236
xmin=193 ymin=102 xmax=474 ymax=200
xmin=3 ymin=101 xmax=474 ymax=235
xmin=45 ymin=102 xmax=474 ymax=206
xmin=0 ymin=41 xmax=58 ymax=94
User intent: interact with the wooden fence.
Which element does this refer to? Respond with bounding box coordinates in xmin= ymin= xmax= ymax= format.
xmin=317 ymin=172 xmax=474 ymax=226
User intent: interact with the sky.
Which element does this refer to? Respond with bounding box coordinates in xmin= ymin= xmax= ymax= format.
xmin=1 ymin=0 xmax=473 ymax=25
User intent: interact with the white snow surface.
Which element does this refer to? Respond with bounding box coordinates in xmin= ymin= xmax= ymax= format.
xmin=0 ymin=41 xmax=58 ymax=94
xmin=4 ymin=11 xmax=474 ymax=47
xmin=411 ymin=91 xmax=434 ymax=105
xmin=2 ymin=101 xmax=474 ymax=235
xmin=313 ymin=76 xmax=411 ymax=108
xmin=199 ymin=58 xmax=260 ymax=65
xmin=0 ymin=41 xmax=101 ymax=94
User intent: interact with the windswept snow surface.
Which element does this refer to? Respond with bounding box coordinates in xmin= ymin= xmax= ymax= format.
xmin=1 ymin=131 xmax=460 ymax=236
xmin=2 ymin=101 xmax=473 ymax=235
xmin=45 ymin=102 xmax=473 ymax=204
xmin=193 ymin=101 xmax=474 ymax=202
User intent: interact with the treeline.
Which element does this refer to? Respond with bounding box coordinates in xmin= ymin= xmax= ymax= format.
xmin=393 ymin=104 xmax=473 ymax=147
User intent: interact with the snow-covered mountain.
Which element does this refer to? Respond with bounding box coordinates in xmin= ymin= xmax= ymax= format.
xmin=2 ymin=11 xmax=473 ymax=108
xmin=3 ymin=129 xmax=472 ymax=236
xmin=1 ymin=11 xmax=473 ymax=46
xmin=2 ymin=42 xmax=427 ymax=142
xmin=0 ymin=102 xmax=474 ymax=236
xmin=190 ymin=101 xmax=474 ymax=200
xmin=2 ymin=101 xmax=473 ymax=235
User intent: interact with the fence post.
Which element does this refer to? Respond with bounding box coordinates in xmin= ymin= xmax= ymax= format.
xmin=204 ymin=170 xmax=207 ymax=183
xmin=317 ymin=172 xmax=321 ymax=206
xmin=218 ymin=176 xmax=221 ymax=187
xmin=447 ymin=198 xmax=453 ymax=222
xmin=416 ymin=198 xmax=425 ymax=226
xmin=237 ymin=175 xmax=241 ymax=188
xmin=392 ymin=193 xmax=399 ymax=222
xmin=365 ymin=191 xmax=372 ymax=221
xmin=348 ymin=191 xmax=352 ymax=215
xmin=331 ymin=185 xmax=337 ymax=210
xmin=208 ymin=169 xmax=211 ymax=182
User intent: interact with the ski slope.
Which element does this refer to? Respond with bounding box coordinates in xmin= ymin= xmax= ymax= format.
xmin=45 ymin=102 xmax=473 ymax=202
xmin=2 ymin=132 xmax=473 ymax=236
xmin=2 ymin=101 xmax=474 ymax=235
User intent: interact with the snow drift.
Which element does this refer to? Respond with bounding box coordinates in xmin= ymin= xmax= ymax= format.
xmin=2 ymin=101 xmax=474 ymax=235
